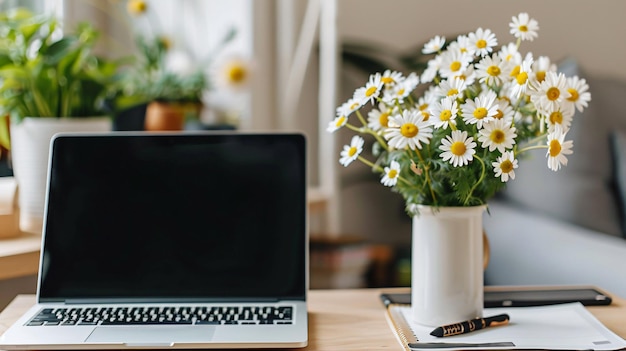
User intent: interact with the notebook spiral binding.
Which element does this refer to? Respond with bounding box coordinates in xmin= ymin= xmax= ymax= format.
xmin=385 ymin=304 xmax=419 ymax=351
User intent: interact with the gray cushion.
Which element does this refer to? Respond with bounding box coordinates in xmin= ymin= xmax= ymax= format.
xmin=611 ymin=130 xmax=626 ymax=238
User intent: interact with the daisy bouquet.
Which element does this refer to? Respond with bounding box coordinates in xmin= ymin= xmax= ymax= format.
xmin=327 ymin=13 xmax=590 ymax=213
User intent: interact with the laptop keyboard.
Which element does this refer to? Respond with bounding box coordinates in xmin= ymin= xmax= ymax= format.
xmin=27 ymin=306 xmax=294 ymax=326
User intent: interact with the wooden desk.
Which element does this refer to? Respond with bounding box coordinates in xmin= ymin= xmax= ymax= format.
xmin=0 ymin=232 xmax=40 ymax=280
xmin=0 ymin=288 xmax=624 ymax=350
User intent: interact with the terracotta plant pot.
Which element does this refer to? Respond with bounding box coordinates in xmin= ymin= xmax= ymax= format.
xmin=144 ymin=101 xmax=203 ymax=131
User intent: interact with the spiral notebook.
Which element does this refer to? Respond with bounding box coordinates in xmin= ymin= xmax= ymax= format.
xmin=384 ymin=302 xmax=626 ymax=351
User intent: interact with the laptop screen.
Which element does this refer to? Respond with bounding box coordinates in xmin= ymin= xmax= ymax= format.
xmin=39 ymin=132 xmax=307 ymax=303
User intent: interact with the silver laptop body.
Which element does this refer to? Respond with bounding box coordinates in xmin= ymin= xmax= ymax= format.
xmin=0 ymin=132 xmax=308 ymax=349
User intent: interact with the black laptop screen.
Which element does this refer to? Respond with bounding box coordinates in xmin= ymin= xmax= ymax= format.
xmin=39 ymin=133 xmax=307 ymax=302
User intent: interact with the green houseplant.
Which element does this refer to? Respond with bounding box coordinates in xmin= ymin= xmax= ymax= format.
xmin=114 ymin=0 xmax=237 ymax=130
xmin=0 ymin=7 xmax=123 ymax=233
xmin=0 ymin=8 xmax=121 ymax=140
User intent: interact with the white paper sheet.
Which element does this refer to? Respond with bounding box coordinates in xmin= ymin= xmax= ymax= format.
xmin=394 ymin=302 xmax=626 ymax=350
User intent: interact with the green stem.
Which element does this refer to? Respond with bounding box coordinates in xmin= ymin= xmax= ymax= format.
xmin=465 ymin=154 xmax=486 ymax=206
xmin=357 ymin=156 xmax=411 ymax=186
xmin=517 ymin=144 xmax=547 ymax=155
xmin=413 ymin=148 xmax=437 ymax=204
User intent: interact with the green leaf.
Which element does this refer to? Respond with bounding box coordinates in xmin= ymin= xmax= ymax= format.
xmin=42 ymin=37 xmax=77 ymax=65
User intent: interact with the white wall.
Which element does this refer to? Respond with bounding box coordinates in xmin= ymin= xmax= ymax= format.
xmin=337 ymin=0 xmax=626 ymax=81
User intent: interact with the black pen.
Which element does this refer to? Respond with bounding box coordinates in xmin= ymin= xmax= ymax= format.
xmin=430 ymin=313 xmax=510 ymax=337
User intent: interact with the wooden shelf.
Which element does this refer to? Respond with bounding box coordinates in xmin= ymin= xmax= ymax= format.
xmin=0 ymin=232 xmax=41 ymax=280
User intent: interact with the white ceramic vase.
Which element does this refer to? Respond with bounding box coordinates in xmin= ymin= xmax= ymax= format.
xmin=9 ymin=117 xmax=112 ymax=234
xmin=411 ymin=205 xmax=486 ymax=327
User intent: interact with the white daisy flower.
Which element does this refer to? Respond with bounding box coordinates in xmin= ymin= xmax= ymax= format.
xmin=385 ymin=109 xmax=433 ymax=150
xmin=439 ymin=50 xmax=473 ymax=79
xmin=326 ymin=114 xmax=348 ymax=133
xmin=468 ymin=27 xmax=498 ymax=57
xmin=531 ymin=71 xmax=569 ymax=114
xmin=336 ymin=98 xmax=361 ymax=117
xmin=339 ymin=135 xmax=364 ymax=167
xmin=430 ymin=96 xmax=459 ymax=130
xmin=452 ymin=64 xmax=476 ymax=86
xmin=564 ymin=76 xmax=591 ymax=112
xmin=478 ymin=119 xmax=517 ymax=153
xmin=367 ymin=103 xmax=394 ymax=132
xmin=381 ymin=160 xmax=401 ymax=187
xmin=499 ymin=42 xmax=522 ymax=64
xmin=492 ymin=151 xmax=518 ymax=182
xmin=461 ymin=90 xmax=499 ymax=128
xmin=421 ymin=54 xmax=442 ymax=83
xmin=422 ymin=35 xmax=445 ymax=54
xmin=448 ymin=34 xmax=474 ymax=56
xmin=353 ymin=72 xmax=383 ymax=105
xmin=509 ymin=12 xmax=539 ymax=41
xmin=510 ymin=54 xmax=534 ymax=98
xmin=544 ymin=103 xmax=575 ymax=133
xmin=475 ymin=53 xmax=508 ymax=86
xmin=530 ymin=56 xmax=557 ymax=86
xmin=381 ymin=69 xmax=404 ymax=86
xmin=493 ymin=98 xmax=515 ymax=124
xmin=382 ymin=72 xmax=419 ymax=104
xmin=546 ymin=125 xmax=573 ymax=171
xmin=435 ymin=77 xmax=467 ymax=100
xmin=439 ymin=130 xmax=477 ymax=167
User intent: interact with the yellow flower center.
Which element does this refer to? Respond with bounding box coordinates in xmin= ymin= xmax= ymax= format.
xmin=421 ymin=111 xmax=430 ymax=121
xmin=440 ymin=110 xmax=452 ymax=121
xmin=397 ymin=88 xmax=406 ymax=96
xmin=567 ymin=88 xmax=579 ymax=102
xmin=350 ymin=102 xmax=359 ymax=110
xmin=419 ymin=103 xmax=429 ymax=111
xmin=379 ymin=112 xmax=390 ymax=127
xmin=365 ymin=86 xmax=378 ymax=97
xmin=487 ymin=65 xmax=501 ymax=77
xmin=401 ymin=123 xmax=419 ymax=138
xmin=450 ymin=61 xmax=462 ymax=72
xmin=516 ymin=72 xmax=528 ymax=85
xmin=447 ymin=88 xmax=459 ymax=97
xmin=490 ymin=130 xmax=505 ymax=143
xmin=494 ymin=109 xmax=504 ymax=119
xmin=473 ymin=107 xmax=488 ymax=119
xmin=536 ymin=71 xmax=546 ymax=83
xmin=476 ymin=39 xmax=487 ymax=49
xmin=388 ymin=169 xmax=398 ymax=179
xmin=381 ymin=77 xmax=394 ymax=84
xmin=228 ymin=65 xmax=247 ymax=84
xmin=348 ymin=146 xmax=357 ymax=157
xmin=335 ymin=116 xmax=346 ymax=127
xmin=549 ymin=139 xmax=562 ymax=157
xmin=450 ymin=141 xmax=467 ymax=156
xmin=519 ymin=25 xmax=528 ymax=33
xmin=549 ymin=111 xmax=563 ymax=125
xmin=510 ymin=65 xmax=521 ymax=77
xmin=500 ymin=159 xmax=514 ymax=173
xmin=505 ymin=54 xmax=513 ymax=62
xmin=547 ymin=87 xmax=561 ymax=101
xmin=127 ymin=0 xmax=147 ymax=15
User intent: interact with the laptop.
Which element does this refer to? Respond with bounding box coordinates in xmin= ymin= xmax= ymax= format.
xmin=0 ymin=132 xmax=308 ymax=349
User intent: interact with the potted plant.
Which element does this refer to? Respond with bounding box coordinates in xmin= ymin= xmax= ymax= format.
xmin=112 ymin=0 xmax=237 ymax=131
xmin=0 ymin=8 xmax=123 ymax=233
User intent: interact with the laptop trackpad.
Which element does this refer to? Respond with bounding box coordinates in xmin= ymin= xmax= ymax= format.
xmin=86 ymin=326 xmax=216 ymax=344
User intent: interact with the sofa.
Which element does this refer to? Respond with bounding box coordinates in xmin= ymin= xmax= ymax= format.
xmin=483 ymin=62 xmax=626 ymax=299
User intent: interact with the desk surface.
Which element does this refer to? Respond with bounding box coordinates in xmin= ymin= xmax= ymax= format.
xmin=0 ymin=288 xmax=624 ymax=350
